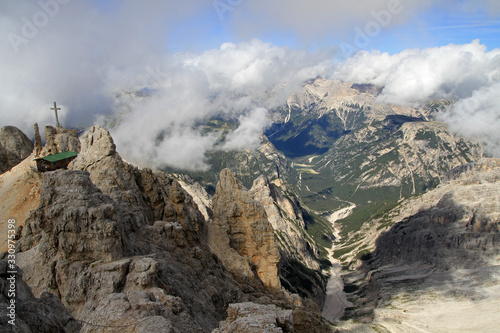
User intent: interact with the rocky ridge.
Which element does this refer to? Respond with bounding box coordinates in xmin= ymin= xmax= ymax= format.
xmin=170 ymin=140 xmax=330 ymax=305
xmin=9 ymin=125 xmax=331 ymax=332
xmin=250 ymin=175 xmax=329 ymax=304
xmin=209 ymin=169 xmax=281 ymax=291
xmin=318 ymin=119 xmax=482 ymax=194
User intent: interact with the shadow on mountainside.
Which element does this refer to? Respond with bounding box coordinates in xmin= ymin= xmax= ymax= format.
xmin=341 ymin=194 xmax=500 ymax=321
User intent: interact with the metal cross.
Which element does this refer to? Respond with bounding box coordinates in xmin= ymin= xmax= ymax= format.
xmin=50 ymin=101 xmax=61 ymax=127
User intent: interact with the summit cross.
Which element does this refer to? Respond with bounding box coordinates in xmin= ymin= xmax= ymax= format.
xmin=50 ymin=102 xmax=61 ymax=127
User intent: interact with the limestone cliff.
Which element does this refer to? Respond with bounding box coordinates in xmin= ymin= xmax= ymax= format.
xmin=209 ymin=169 xmax=281 ymax=291
xmin=11 ymin=126 xmax=331 ymax=332
xmin=250 ymin=176 xmax=328 ymax=304
xmin=0 ymin=260 xmax=80 ymax=332
xmin=251 ymin=176 xmax=319 ymax=271
xmin=0 ymin=126 xmax=33 ymax=174
xmin=40 ymin=125 xmax=80 ymax=156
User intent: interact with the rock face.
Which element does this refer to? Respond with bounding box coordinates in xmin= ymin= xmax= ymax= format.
xmin=33 ymin=123 xmax=43 ymax=156
xmin=371 ymin=159 xmax=500 ymax=268
xmin=13 ymin=126 xmax=332 ymax=333
xmin=17 ymin=127 xmax=245 ymax=332
xmin=0 ymin=260 xmax=80 ymax=332
xmin=41 ymin=125 xmax=80 ymax=156
xmin=251 ymin=176 xmax=319 ymax=271
xmin=339 ymin=159 xmax=500 ymax=330
xmin=213 ymin=302 xmax=293 ymax=333
xmin=250 ymin=176 xmax=328 ymax=304
xmin=319 ymin=120 xmax=482 ymax=195
xmin=209 ymin=169 xmax=281 ymax=291
xmin=0 ymin=126 xmax=33 ymax=174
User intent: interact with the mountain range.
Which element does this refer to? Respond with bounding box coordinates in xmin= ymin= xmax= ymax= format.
xmin=0 ymin=78 xmax=498 ymax=332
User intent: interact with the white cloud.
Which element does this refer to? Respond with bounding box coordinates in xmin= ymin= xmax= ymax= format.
xmin=222 ymin=108 xmax=271 ymax=151
xmin=337 ymin=40 xmax=500 ymax=106
xmin=107 ymin=40 xmax=335 ymax=170
xmin=438 ymin=83 xmax=500 ymax=157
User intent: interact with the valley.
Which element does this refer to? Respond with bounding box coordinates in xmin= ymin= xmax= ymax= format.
xmin=153 ymin=79 xmax=497 ymax=331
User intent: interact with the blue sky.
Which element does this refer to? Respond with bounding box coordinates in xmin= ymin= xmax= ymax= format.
xmin=158 ymin=0 xmax=500 ymax=54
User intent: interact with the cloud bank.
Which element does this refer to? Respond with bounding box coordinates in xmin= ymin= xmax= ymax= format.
xmin=439 ymin=83 xmax=500 ymax=157
xmin=2 ymin=1 xmax=500 ymax=170
xmin=107 ymin=40 xmax=335 ymax=170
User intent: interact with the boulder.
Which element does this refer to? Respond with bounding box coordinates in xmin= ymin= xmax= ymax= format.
xmin=0 ymin=126 xmax=33 ymax=174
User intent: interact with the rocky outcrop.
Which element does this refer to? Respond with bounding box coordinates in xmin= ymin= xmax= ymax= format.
xmin=16 ymin=168 xmax=245 ymax=332
xmin=41 ymin=125 xmax=80 ymax=156
xmin=340 ymin=159 xmax=500 ymax=328
xmin=10 ymin=126 xmax=332 ymax=332
xmin=69 ymin=126 xmax=210 ymax=246
xmin=0 ymin=126 xmax=33 ymax=174
xmin=11 ymin=126 xmax=328 ymax=332
xmin=33 ymin=123 xmax=43 ymax=157
xmin=251 ymin=176 xmax=319 ymax=270
xmin=16 ymin=126 xmax=248 ymax=331
xmin=250 ymin=176 xmax=327 ymax=304
xmin=0 ymin=260 xmax=80 ymax=332
xmin=213 ymin=302 xmax=293 ymax=333
xmin=213 ymin=302 xmax=332 ymax=333
xmin=209 ymin=169 xmax=281 ymax=291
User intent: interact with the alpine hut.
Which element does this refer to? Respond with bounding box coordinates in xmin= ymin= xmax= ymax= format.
xmin=35 ymin=151 xmax=79 ymax=172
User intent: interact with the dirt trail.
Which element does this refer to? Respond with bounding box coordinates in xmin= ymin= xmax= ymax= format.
xmin=0 ymin=154 xmax=41 ymax=252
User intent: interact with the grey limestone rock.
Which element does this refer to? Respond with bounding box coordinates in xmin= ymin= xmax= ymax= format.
xmin=0 ymin=126 xmax=33 ymax=174
xmin=209 ymin=169 xmax=281 ymax=291
xmin=0 ymin=260 xmax=81 ymax=332
xmin=41 ymin=125 xmax=80 ymax=156
xmin=342 ymin=158 xmax=500 ymax=322
xmin=213 ymin=302 xmax=293 ymax=333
